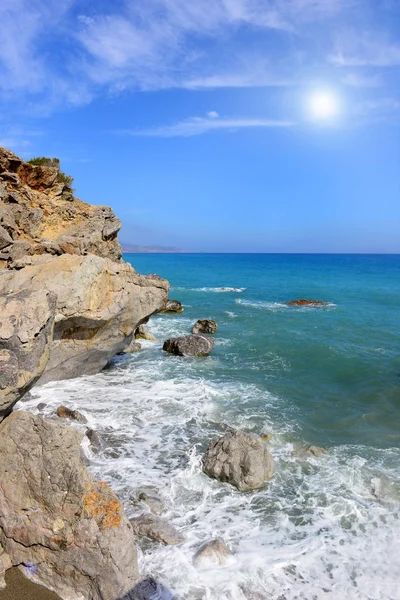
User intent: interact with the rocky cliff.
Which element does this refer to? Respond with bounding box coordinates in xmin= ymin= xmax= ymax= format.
xmin=0 ymin=147 xmax=170 ymax=419
xmin=0 ymin=147 xmax=170 ymax=598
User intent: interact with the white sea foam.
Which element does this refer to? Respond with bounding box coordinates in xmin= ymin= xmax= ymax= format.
xmin=224 ymin=311 xmax=238 ymax=318
xmin=235 ymin=299 xmax=337 ymax=311
xmin=194 ymin=287 xmax=247 ymax=293
xmin=19 ymin=329 xmax=400 ymax=600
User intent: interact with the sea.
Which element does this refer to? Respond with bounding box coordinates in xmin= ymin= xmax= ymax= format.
xmin=21 ymin=253 xmax=400 ymax=600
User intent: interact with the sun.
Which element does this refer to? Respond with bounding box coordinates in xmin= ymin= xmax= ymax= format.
xmin=309 ymin=91 xmax=340 ymax=120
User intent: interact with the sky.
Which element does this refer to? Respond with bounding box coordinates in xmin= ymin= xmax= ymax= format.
xmin=0 ymin=0 xmax=399 ymax=252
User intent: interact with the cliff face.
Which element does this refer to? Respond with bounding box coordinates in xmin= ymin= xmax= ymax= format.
xmin=0 ymin=147 xmax=122 ymax=267
xmin=0 ymin=146 xmax=170 ymax=419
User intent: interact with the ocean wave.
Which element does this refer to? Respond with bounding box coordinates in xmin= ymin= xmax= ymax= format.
xmin=235 ymin=299 xmax=337 ymax=311
xmin=194 ymin=287 xmax=247 ymax=293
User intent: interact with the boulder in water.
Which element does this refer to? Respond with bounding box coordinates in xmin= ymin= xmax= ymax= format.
xmin=129 ymin=514 xmax=184 ymax=545
xmin=135 ymin=324 xmax=157 ymax=341
xmin=202 ymin=429 xmax=274 ymax=491
xmin=193 ymin=538 xmax=234 ymax=568
xmin=122 ymin=578 xmax=175 ymax=600
xmin=192 ymin=319 xmax=217 ymax=334
xmin=163 ymin=335 xmax=215 ymax=357
xmin=56 ymin=404 xmax=87 ymax=423
xmin=161 ymin=299 xmax=183 ymax=313
xmin=286 ymin=298 xmax=329 ymax=307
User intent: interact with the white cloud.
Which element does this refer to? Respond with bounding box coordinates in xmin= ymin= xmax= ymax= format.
xmin=329 ymin=33 xmax=400 ymax=67
xmin=207 ymin=111 xmax=220 ymax=118
xmin=118 ymin=114 xmax=294 ymax=137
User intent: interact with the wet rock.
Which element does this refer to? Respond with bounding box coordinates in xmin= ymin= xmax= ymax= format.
xmin=192 ymin=319 xmax=217 ymax=335
xmin=193 ymin=538 xmax=234 ymax=568
xmin=0 ymin=289 xmax=56 ymax=422
xmin=36 ymin=402 xmax=47 ymax=411
xmin=129 ymin=514 xmax=184 ymax=545
xmin=303 ymin=444 xmax=327 ymax=457
xmin=202 ymin=430 xmax=274 ymax=491
xmin=123 ymin=341 xmax=142 ymax=353
xmin=0 ymin=411 xmax=139 ymax=600
xmin=135 ymin=324 xmax=157 ymax=341
xmin=123 ymin=578 xmax=175 ymax=600
xmin=136 ymin=490 xmax=164 ymax=515
xmin=86 ymin=428 xmax=102 ymax=452
xmin=163 ymin=335 xmax=215 ymax=357
xmin=162 ymin=299 xmax=183 ymax=313
xmin=286 ymin=298 xmax=329 ymax=307
xmin=56 ymin=405 xmax=88 ymax=423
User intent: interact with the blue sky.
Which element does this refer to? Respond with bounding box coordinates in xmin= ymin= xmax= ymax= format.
xmin=1 ymin=0 xmax=399 ymax=252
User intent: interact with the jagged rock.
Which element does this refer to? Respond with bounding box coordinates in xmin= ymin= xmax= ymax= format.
xmin=192 ymin=319 xmax=217 ymax=334
xmin=0 ymin=224 xmax=12 ymax=250
xmin=0 ymin=147 xmax=123 ymax=263
xmin=202 ymin=430 xmax=274 ymax=491
xmin=129 ymin=514 xmax=184 ymax=545
xmin=163 ymin=335 xmax=215 ymax=357
xmin=0 ymin=254 xmax=169 ymax=385
xmin=86 ymin=428 xmax=103 ymax=452
xmin=286 ymin=298 xmax=329 ymax=307
xmin=56 ymin=405 xmax=88 ymax=424
xmin=162 ymin=299 xmax=183 ymax=313
xmin=0 ymin=289 xmax=56 ymax=422
xmin=135 ymin=324 xmax=157 ymax=341
xmin=123 ymin=578 xmax=174 ymax=600
xmin=193 ymin=538 xmax=234 ymax=568
xmin=136 ymin=490 xmax=164 ymax=516
xmin=0 ymin=411 xmax=138 ymax=600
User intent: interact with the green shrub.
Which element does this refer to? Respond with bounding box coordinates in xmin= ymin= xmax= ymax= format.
xmin=28 ymin=156 xmax=74 ymax=189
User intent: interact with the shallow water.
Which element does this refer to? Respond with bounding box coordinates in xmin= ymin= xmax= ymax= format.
xmin=21 ymin=254 xmax=400 ymax=599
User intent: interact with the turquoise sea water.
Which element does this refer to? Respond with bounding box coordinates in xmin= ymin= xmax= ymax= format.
xmin=23 ymin=253 xmax=400 ymax=600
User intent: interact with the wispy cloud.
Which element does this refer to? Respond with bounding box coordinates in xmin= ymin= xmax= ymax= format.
xmin=341 ymin=72 xmax=383 ymax=88
xmin=329 ymin=32 xmax=400 ymax=67
xmin=117 ymin=113 xmax=294 ymax=137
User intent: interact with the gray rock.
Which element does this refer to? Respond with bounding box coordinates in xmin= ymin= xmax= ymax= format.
xmin=192 ymin=319 xmax=217 ymax=334
xmin=86 ymin=428 xmax=103 ymax=452
xmin=0 ymin=224 xmax=12 ymax=250
xmin=163 ymin=335 xmax=215 ymax=357
xmin=202 ymin=430 xmax=274 ymax=491
xmin=56 ymin=404 xmax=88 ymax=423
xmin=123 ymin=578 xmax=175 ymax=600
xmin=0 ymin=289 xmax=56 ymax=422
xmin=129 ymin=514 xmax=184 ymax=545
xmin=0 ymin=411 xmax=139 ymax=600
xmin=37 ymin=402 xmax=47 ymax=411
xmin=162 ymin=299 xmax=183 ymax=313
xmin=193 ymin=538 xmax=234 ymax=568
xmin=135 ymin=324 xmax=157 ymax=341
xmin=136 ymin=490 xmax=164 ymax=515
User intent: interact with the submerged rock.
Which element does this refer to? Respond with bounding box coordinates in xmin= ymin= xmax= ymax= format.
xmin=136 ymin=490 xmax=164 ymax=516
xmin=0 ymin=289 xmax=56 ymax=422
xmin=193 ymin=538 xmax=234 ymax=568
xmin=0 ymin=411 xmax=138 ymax=600
xmin=163 ymin=335 xmax=215 ymax=357
xmin=123 ymin=577 xmax=175 ymax=600
xmin=202 ymin=430 xmax=274 ymax=491
xmin=301 ymin=444 xmax=328 ymax=457
xmin=192 ymin=319 xmax=217 ymax=334
xmin=123 ymin=341 xmax=142 ymax=354
xmin=162 ymin=299 xmax=183 ymax=313
xmin=286 ymin=298 xmax=329 ymax=307
xmin=135 ymin=324 xmax=157 ymax=341
xmin=56 ymin=404 xmax=88 ymax=423
xmin=129 ymin=514 xmax=184 ymax=545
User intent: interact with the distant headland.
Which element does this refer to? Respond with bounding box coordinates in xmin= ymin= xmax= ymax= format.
xmin=122 ymin=243 xmax=186 ymax=253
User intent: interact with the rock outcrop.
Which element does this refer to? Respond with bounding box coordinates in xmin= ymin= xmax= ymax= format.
xmin=0 ymin=289 xmax=56 ymax=421
xmin=0 ymin=253 xmax=169 ymax=385
xmin=192 ymin=319 xmax=217 ymax=334
xmin=161 ymin=299 xmax=183 ymax=313
xmin=0 ymin=147 xmax=122 ymax=266
xmin=163 ymin=335 xmax=215 ymax=357
xmin=202 ymin=430 xmax=274 ymax=491
xmin=286 ymin=298 xmax=329 ymax=306
xmin=135 ymin=324 xmax=157 ymax=341
xmin=0 ymin=411 xmax=139 ymax=600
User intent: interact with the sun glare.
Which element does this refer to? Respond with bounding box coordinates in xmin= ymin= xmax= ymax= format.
xmin=309 ymin=91 xmax=340 ymax=120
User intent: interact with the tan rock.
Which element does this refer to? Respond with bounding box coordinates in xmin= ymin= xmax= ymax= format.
xmin=0 ymin=254 xmax=169 ymax=385
xmin=0 ymin=411 xmax=139 ymax=600
xmin=0 ymin=289 xmax=56 ymax=421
